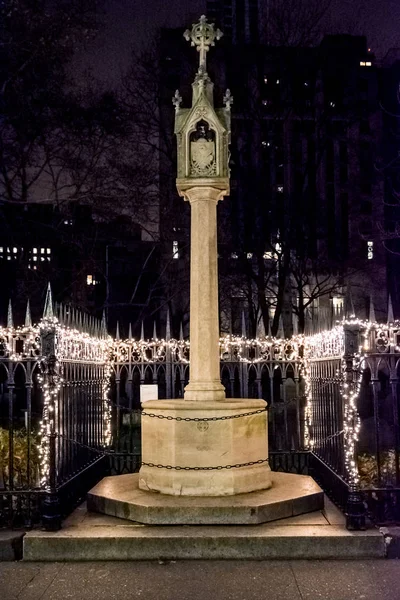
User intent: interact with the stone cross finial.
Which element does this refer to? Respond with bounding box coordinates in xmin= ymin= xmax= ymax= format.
xmin=223 ymin=89 xmax=233 ymax=110
xmin=184 ymin=15 xmax=223 ymax=73
xmin=172 ymin=89 xmax=182 ymax=111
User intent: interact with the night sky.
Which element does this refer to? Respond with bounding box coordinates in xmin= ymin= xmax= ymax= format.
xmin=80 ymin=0 xmax=400 ymax=83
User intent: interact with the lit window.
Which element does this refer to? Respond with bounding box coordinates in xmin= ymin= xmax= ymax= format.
xmin=40 ymin=248 xmax=45 ymax=254
xmin=33 ymin=248 xmax=37 ymax=254
xmin=277 ymin=186 xmax=284 ymax=193
xmin=263 ymin=251 xmax=274 ymax=260
xmin=47 ymin=248 xmax=51 ymax=254
xmin=264 ymin=76 xmax=268 ymax=84
xmin=332 ymin=297 xmax=344 ymax=311
xmin=87 ymin=275 xmax=93 ymax=285
xmin=275 ymin=242 xmax=282 ymax=254
xmin=33 ymin=256 xmax=37 ymax=262
xmin=7 ymin=256 xmax=11 ymax=261
xmin=247 ymin=253 xmax=253 ymax=259
xmin=366 ymin=61 xmax=372 ymax=67
xmin=367 ymin=241 xmax=373 ymax=260
xmin=231 ymin=252 xmax=238 ymax=259
xmin=13 ymin=247 xmax=17 ymax=253
xmin=172 ymin=240 xmax=179 ymax=259
xmin=276 ymin=79 xmax=280 ymax=84
xmin=6 ymin=247 xmax=10 ymax=253
xmin=262 ymin=100 xmax=269 ymax=106
xmin=360 ymin=61 xmax=366 ymax=66
xmin=0 ymin=247 xmax=3 ymax=253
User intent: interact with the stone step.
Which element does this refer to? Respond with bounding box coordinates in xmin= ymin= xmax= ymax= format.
xmin=23 ymin=501 xmax=386 ymax=561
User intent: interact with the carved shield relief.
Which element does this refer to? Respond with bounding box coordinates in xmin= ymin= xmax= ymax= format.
xmin=190 ymin=139 xmax=216 ymax=176
xmin=189 ymin=120 xmax=217 ymax=177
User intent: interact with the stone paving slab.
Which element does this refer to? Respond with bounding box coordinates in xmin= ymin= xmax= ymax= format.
xmin=2 ymin=560 xmax=400 ymax=600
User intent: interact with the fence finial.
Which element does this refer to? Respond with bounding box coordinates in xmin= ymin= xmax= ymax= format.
xmin=256 ymin=309 xmax=266 ymax=339
xmin=369 ymin=296 xmax=376 ymax=323
xmin=166 ymin=310 xmax=171 ymax=341
xmin=140 ymin=320 xmax=144 ymax=341
xmin=277 ymin=315 xmax=284 ymax=338
xmin=292 ymin=311 xmax=298 ymax=336
xmin=388 ymin=294 xmax=394 ymax=323
xmin=128 ymin=322 xmax=133 ymax=339
xmin=344 ymin=285 xmax=355 ymax=319
xmin=179 ymin=321 xmax=184 ymax=341
xmin=43 ymin=283 xmax=54 ymax=319
xmin=7 ymin=299 xmax=14 ymax=329
xmin=153 ymin=320 xmax=157 ymax=340
xmin=101 ymin=310 xmax=107 ymax=338
xmin=24 ymin=299 xmax=32 ymax=328
xmin=241 ymin=310 xmax=246 ymax=337
xmin=116 ymin=321 xmax=120 ymax=340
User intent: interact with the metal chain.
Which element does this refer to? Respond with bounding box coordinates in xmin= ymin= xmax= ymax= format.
xmin=314 ymin=429 xmax=344 ymax=445
xmin=141 ymin=408 xmax=267 ymax=422
xmin=54 ymin=434 xmax=269 ymax=471
xmin=141 ymin=458 xmax=270 ymax=471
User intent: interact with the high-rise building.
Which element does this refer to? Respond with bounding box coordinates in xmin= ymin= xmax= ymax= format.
xmin=207 ymin=0 xmax=260 ymax=44
xmin=158 ymin=30 xmax=391 ymax=332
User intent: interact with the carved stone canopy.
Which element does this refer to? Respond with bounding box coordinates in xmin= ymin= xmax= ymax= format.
xmin=173 ymin=17 xmax=232 ymax=191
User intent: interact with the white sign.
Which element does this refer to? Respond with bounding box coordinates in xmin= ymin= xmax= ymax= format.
xmin=140 ymin=384 xmax=158 ymax=404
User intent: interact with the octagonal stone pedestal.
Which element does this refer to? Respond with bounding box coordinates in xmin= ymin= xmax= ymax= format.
xmin=87 ymin=472 xmax=324 ymax=525
xmin=138 ymin=399 xmax=272 ymax=496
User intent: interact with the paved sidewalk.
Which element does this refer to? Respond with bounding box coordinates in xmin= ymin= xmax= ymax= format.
xmin=1 ymin=560 xmax=400 ymax=600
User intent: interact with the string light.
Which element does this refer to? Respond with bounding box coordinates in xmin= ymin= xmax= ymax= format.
xmin=3 ymin=311 xmax=400 ymax=491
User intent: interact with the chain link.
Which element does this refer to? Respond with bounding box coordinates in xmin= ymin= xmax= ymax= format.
xmin=141 ymin=408 xmax=267 ymax=422
xmin=313 ymin=429 xmax=344 ymax=445
xmin=141 ymin=458 xmax=269 ymax=471
xmin=55 ymin=434 xmax=269 ymax=471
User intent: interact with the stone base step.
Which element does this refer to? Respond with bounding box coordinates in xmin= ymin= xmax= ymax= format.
xmin=23 ymin=501 xmax=386 ymax=561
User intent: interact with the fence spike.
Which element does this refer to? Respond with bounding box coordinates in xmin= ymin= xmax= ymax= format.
xmin=344 ymin=285 xmax=355 ymax=319
xmin=277 ymin=315 xmax=284 ymax=339
xmin=140 ymin=321 xmax=144 ymax=341
xmin=241 ymin=310 xmax=246 ymax=337
xmin=179 ymin=321 xmax=184 ymax=341
xmin=128 ymin=322 xmax=133 ymax=339
xmin=369 ymin=296 xmax=376 ymax=323
xmin=116 ymin=321 xmax=120 ymax=340
xmin=153 ymin=320 xmax=157 ymax=340
xmin=101 ymin=310 xmax=107 ymax=338
xmin=256 ymin=309 xmax=266 ymax=339
xmin=292 ymin=311 xmax=298 ymax=336
xmin=265 ymin=311 xmax=271 ymax=337
xmin=166 ymin=310 xmax=171 ymax=341
xmin=43 ymin=283 xmax=54 ymax=319
xmin=388 ymin=294 xmax=394 ymax=323
xmin=7 ymin=299 xmax=14 ymax=329
xmin=64 ymin=304 xmax=70 ymax=327
xmin=24 ymin=299 xmax=32 ymax=328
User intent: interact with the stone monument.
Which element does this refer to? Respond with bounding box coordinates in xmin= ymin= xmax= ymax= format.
xmin=138 ymin=15 xmax=272 ymax=496
xmin=88 ymin=17 xmax=323 ymax=525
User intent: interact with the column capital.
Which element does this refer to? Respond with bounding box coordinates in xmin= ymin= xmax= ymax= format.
xmin=176 ymin=179 xmax=229 ymax=204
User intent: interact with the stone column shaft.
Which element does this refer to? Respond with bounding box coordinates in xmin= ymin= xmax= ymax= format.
xmin=183 ymin=186 xmax=225 ymax=402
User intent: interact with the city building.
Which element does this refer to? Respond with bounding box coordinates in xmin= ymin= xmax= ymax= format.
xmin=159 ymin=30 xmax=390 ymax=333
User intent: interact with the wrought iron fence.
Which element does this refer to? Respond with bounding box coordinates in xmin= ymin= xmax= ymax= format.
xmin=4 ymin=287 xmax=400 ymax=531
xmin=305 ymin=321 xmax=400 ymax=526
xmin=0 ymin=292 xmax=112 ymax=530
